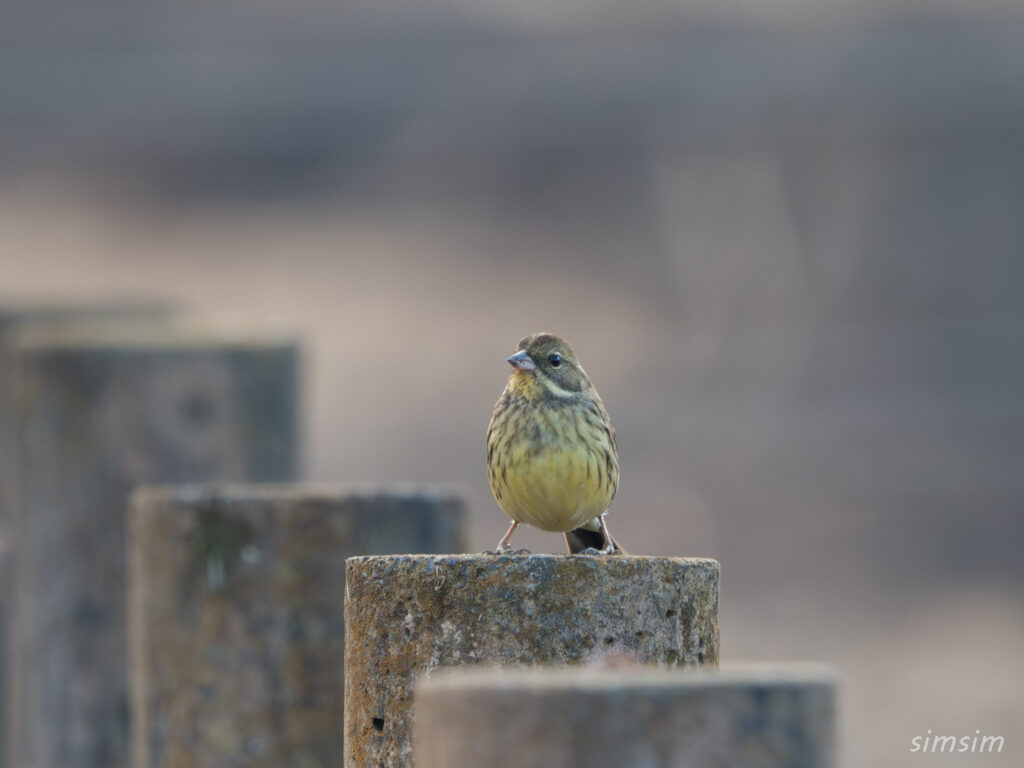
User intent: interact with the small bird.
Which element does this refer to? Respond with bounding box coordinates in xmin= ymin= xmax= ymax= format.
xmin=486 ymin=333 xmax=623 ymax=554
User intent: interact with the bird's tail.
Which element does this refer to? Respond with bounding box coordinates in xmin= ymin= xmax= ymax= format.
xmin=564 ymin=519 xmax=626 ymax=555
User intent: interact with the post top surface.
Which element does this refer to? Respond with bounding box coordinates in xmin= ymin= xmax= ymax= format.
xmin=417 ymin=663 xmax=838 ymax=693
xmin=11 ymin=316 xmax=297 ymax=353
xmin=347 ymin=553 xmax=719 ymax=568
xmin=131 ymin=482 xmax=468 ymax=509
xmin=0 ymin=297 xmax=175 ymax=327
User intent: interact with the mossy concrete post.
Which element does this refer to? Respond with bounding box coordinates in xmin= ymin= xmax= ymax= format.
xmin=128 ymin=485 xmax=466 ymax=768
xmin=344 ymin=554 xmax=720 ymax=768
xmin=4 ymin=324 xmax=299 ymax=768
xmin=414 ymin=665 xmax=837 ymax=768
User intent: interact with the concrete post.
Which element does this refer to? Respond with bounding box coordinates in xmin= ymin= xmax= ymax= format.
xmin=128 ymin=484 xmax=466 ymax=768
xmin=0 ymin=302 xmax=174 ymax=768
xmin=344 ymin=554 xmax=720 ymax=768
xmin=413 ymin=665 xmax=837 ymax=768
xmin=0 ymin=300 xmax=175 ymax=528
xmin=4 ymin=324 xmax=299 ymax=768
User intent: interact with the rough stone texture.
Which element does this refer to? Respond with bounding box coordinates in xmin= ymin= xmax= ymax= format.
xmin=4 ymin=326 xmax=299 ymax=768
xmin=413 ymin=664 xmax=837 ymax=768
xmin=344 ymin=554 xmax=719 ymax=768
xmin=128 ymin=484 xmax=466 ymax=768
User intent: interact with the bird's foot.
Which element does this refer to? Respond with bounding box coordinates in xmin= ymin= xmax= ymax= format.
xmin=575 ymin=544 xmax=617 ymax=556
xmin=483 ymin=547 xmax=533 ymax=555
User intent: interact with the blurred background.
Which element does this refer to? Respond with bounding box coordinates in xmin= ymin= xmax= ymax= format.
xmin=2 ymin=1 xmax=1022 ymax=765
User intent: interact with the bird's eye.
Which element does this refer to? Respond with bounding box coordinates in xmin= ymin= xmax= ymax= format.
xmin=549 ymin=353 xmax=561 ymax=367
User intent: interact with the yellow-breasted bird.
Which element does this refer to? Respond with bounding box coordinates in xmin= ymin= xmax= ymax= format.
xmin=486 ymin=333 xmax=623 ymax=554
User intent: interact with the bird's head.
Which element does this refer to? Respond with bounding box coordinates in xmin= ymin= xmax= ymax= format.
xmin=506 ymin=332 xmax=591 ymax=400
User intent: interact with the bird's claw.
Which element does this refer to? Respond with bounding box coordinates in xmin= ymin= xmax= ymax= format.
xmin=575 ymin=545 xmax=617 ymax=556
xmin=482 ymin=547 xmax=533 ymax=556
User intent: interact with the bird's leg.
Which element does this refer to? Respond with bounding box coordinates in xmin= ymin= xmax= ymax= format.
xmin=597 ymin=514 xmax=616 ymax=554
xmin=491 ymin=520 xmax=519 ymax=553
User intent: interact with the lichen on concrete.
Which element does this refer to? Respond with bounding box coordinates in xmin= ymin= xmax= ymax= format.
xmin=344 ymin=554 xmax=720 ymax=768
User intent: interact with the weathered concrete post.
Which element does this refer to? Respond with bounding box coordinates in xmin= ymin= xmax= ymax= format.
xmin=128 ymin=485 xmax=466 ymax=768
xmin=413 ymin=664 xmax=837 ymax=768
xmin=344 ymin=554 xmax=720 ymax=768
xmin=0 ymin=302 xmax=175 ymax=768
xmin=4 ymin=324 xmax=299 ymax=768
xmin=0 ymin=300 xmax=175 ymax=528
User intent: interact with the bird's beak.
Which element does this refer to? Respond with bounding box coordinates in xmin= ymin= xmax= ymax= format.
xmin=507 ymin=350 xmax=536 ymax=371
